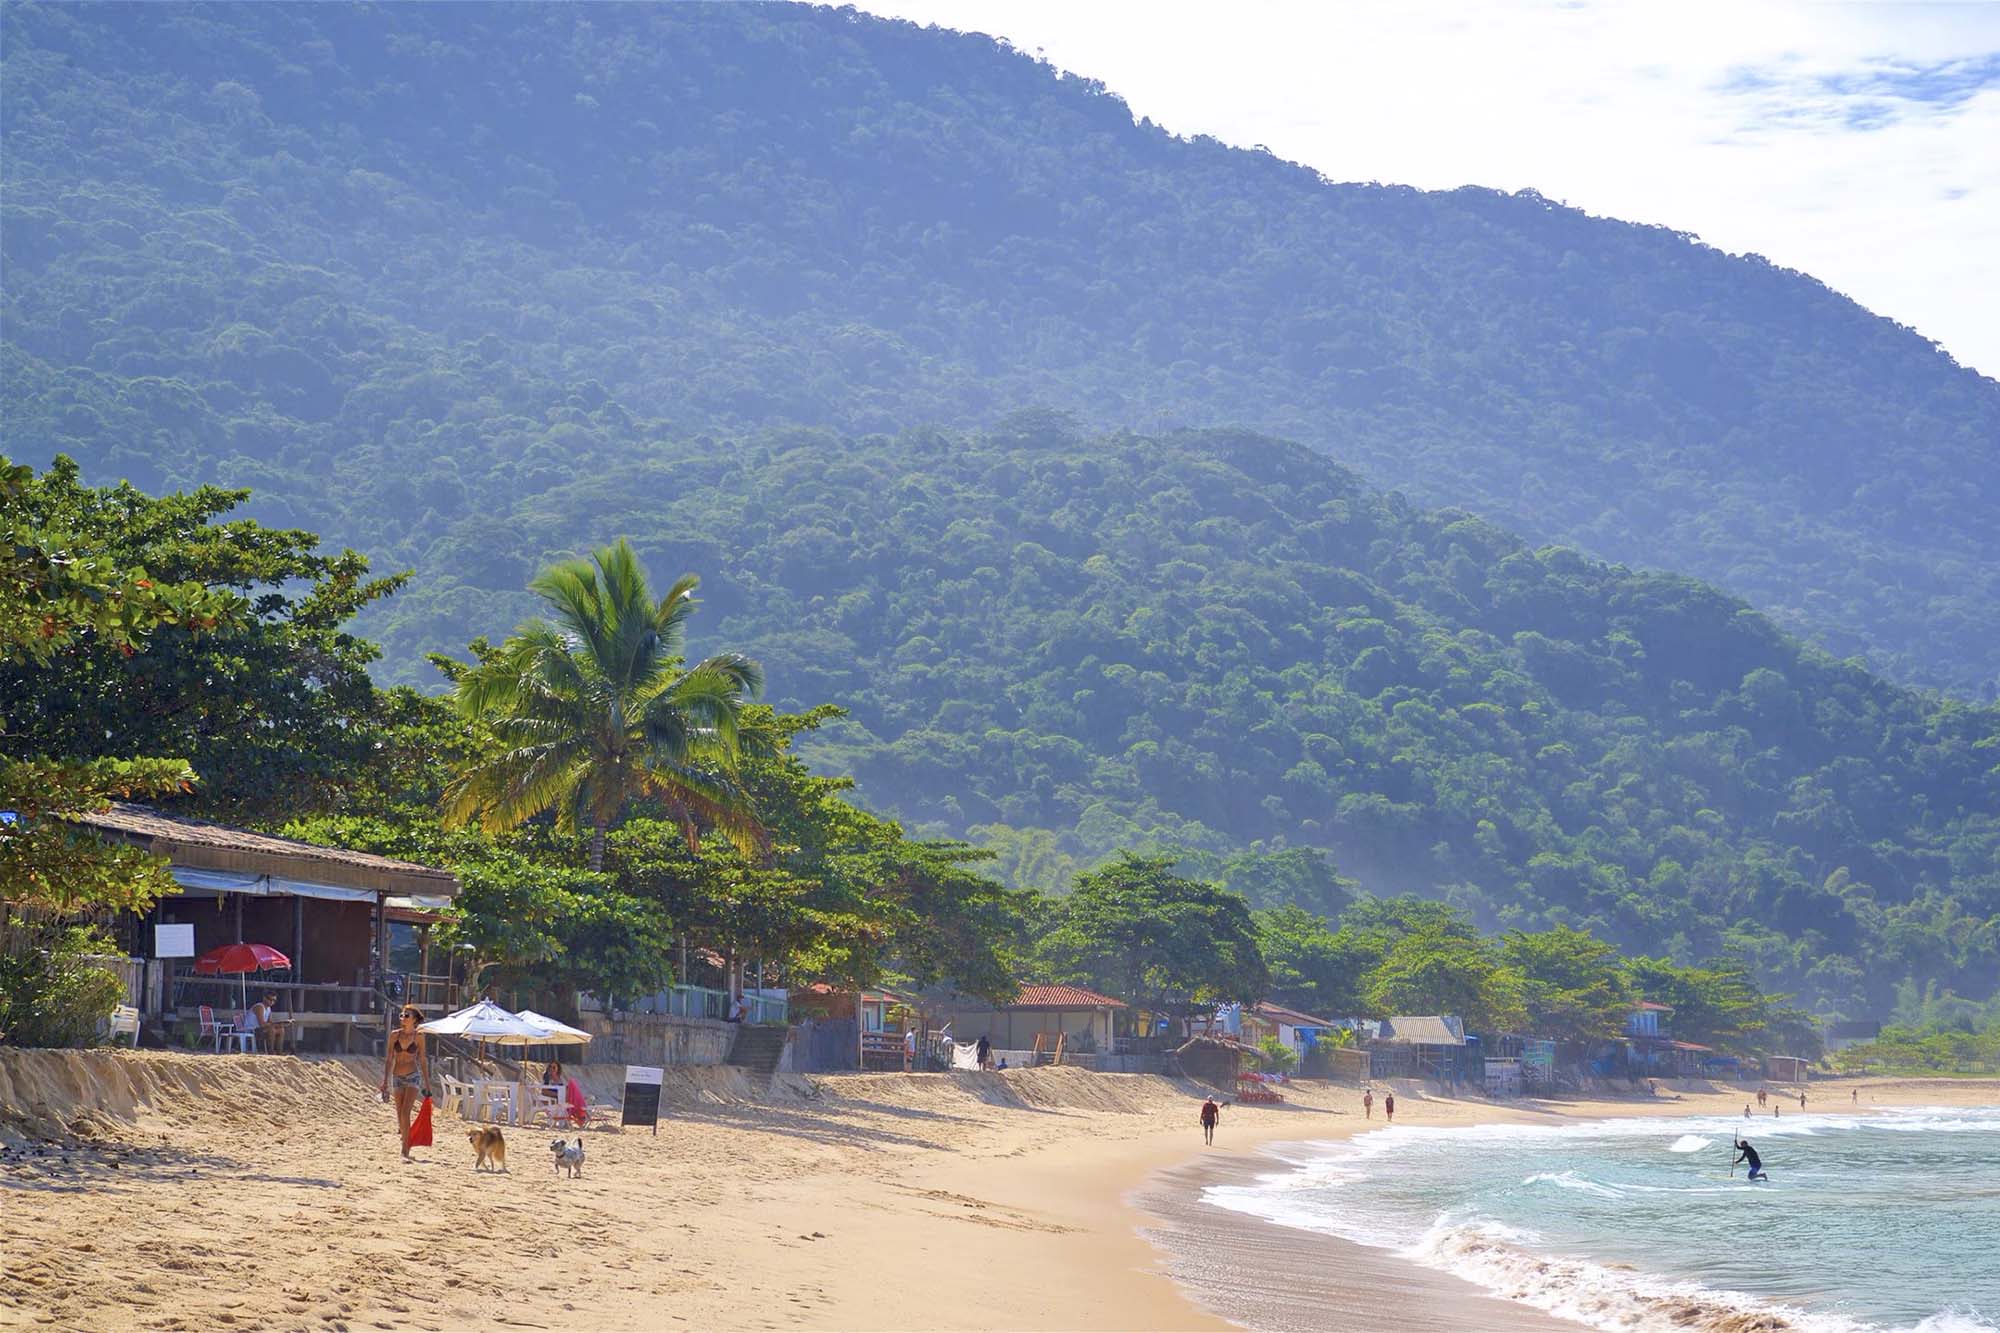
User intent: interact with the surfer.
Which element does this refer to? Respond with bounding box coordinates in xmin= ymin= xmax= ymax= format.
xmin=1733 ymin=1138 xmax=1768 ymax=1181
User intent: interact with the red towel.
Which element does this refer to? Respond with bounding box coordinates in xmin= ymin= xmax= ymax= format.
xmin=406 ymin=1094 xmax=434 ymax=1149
xmin=565 ymin=1077 xmax=587 ymax=1127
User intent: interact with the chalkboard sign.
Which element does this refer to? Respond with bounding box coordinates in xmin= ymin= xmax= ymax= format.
xmin=621 ymin=1064 xmax=663 ymax=1134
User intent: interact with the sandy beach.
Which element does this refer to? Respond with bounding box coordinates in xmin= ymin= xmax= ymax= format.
xmin=3 ymin=1051 xmax=1993 ymax=1332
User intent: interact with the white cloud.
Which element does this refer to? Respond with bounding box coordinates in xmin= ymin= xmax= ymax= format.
xmin=857 ymin=1 xmax=2000 ymax=377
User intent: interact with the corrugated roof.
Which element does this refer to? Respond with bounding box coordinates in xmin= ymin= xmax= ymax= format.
xmin=70 ymin=803 xmax=458 ymax=897
xmin=1008 ymin=984 xmax=1126 ymax=1009
xmin=1254 ymin=1001 xmax=1337 ymax=1028
xmin=1376 ymin=1015 xmax=1466 ymax=1046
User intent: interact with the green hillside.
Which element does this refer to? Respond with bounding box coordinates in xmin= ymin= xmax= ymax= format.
xmin=372 ymin=420 xmax=2000 ymax=1017
xmin=4 ymin=3 xmax=1999 ymax=693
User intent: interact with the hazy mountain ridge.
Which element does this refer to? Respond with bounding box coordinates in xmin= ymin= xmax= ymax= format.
xmin=4 ymin=2 xmax=1999 ymax=692
xmin=360 ymin=419 xmax=2000 ymax=1017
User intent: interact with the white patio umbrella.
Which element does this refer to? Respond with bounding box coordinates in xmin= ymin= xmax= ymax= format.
xmin=515 ymin=1010 xmax=593 ymax=1045
xmin=417 ymin=998 xmax=547 ymax=1043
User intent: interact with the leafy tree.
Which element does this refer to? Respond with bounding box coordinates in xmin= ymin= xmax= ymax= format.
xmin=1365 ymin=928 xmax=1528 ymax=1032
xmin=0 ymin=457 xmax=403 ymax=822
xmin=1036 ymin=853 xmax=1267 ymax=1018
xmin=1 ymin=457 xmax=238 ymax=910
xmin=1501 ymin=925 xmax=1631 ymax=1043
xmin=1620 ymin=956 xmax=1774 ymax=1055
xmin=1254 ymin=905 xmax=1377 ymax=1018
xmin=439 ymin=540 xmax=763 ymax=869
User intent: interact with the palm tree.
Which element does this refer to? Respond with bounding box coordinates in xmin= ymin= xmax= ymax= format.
xmin=441 ymin=539 xmax=764 ymax=870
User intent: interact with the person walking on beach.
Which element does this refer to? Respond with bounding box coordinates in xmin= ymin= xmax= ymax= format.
xmin=1200 ymin=1097 xmax=1220 ymax=1145
xmin=380 ymin=1004 xmax=431 ymax=1160
xmin=976 ymin=1034 xmax=992 ymax=1071
xmin=1732 ymin=1138 xmax=1767 ymax=1181
xmin=1852 ymin=1088 xmax=1858 ymax=1105
xmin=1799 ymin=1092 xmax=1807 ymax=1110
xmin=1363 ymin=1088 xmax=1374 ymax=1120
xmin=1384 ymin=1091 xmax=1396 ymax=1123
xmin=1757 ymin=1089 xmax=1767 ymax=1108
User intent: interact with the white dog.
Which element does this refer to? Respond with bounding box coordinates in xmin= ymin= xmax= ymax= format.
xmin=549 ymin=1137 xmax=585 ymax=1178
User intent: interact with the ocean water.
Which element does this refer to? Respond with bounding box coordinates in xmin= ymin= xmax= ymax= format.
xmin=1204 ymin=1105 xmax=2000 ymax=1333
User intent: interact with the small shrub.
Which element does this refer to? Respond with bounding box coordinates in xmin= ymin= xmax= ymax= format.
xmin=0 ymin=917 xmax=126 ymax=1048
xmin=1254 ymin=1035 xmax=1299 ymax=1072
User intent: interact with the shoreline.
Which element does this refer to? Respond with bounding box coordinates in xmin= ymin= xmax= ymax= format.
xmin=4 ymin=1052 xmax=1996 ymax=1332
xmin=1134 ymin=1147 xmax=1573 ymax=1332
xmin=1122 ymin=1081 xmax=2000 ymax=1333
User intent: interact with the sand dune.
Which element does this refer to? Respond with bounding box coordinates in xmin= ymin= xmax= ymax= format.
xmin=3 ymin=1051 xmax=1991 ymax=1332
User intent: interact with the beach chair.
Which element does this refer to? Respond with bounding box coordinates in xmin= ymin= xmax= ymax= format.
xmin=198 ymin=1005 xmax=234 ymax=1052
xmin=108 ymin=1005 xmax=142 ymax=1046
xmin=438 ymin=1076 xmax=475 ymax=1120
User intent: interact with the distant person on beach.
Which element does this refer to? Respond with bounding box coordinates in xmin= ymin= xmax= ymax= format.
xmin=543 ymin=1058 xmax=564 ymax=1085
xmin=976 ymin=1034 xmax=992 ymax=1070
xmin=1757 ymin=1089 xmax=1768 ymax=1108
xmin=379 ymin=1004 xmax=431 ymax=1160
xmin=1200 ymin=1097 xmax=1220 ymax=1145
xmin=1852 ymin=1088 xmax=1859 ymax=1105
xmin=1733 ymin=1138 xmax=1767 ymax=1181
xmin=1799 ymin=1092 xmax=1807 ymax=1110
xmin=1363 ymin=1088 xmax=1374 ymax=1119
xmin=727 ymin=994 xmax=748 ymax=1023
xmin=1384 ymin=1091 xmax=1396 ymax=1123
xmin=1744 ymin=1103 xmax=1752 ymax=1119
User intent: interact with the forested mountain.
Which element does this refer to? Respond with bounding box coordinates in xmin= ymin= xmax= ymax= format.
xmin=367 ymin=420 xmax=1996 ymax=1019
xmin=5 ymin=3 xmax=2000 ymax=694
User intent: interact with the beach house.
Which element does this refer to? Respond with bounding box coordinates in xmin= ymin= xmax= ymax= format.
xmin=1241 ymin=1001 xmax=1343 ymax=1073
xmin=68 ymin=803 xmax=459 ymax=1051
xmin=1620 ymin=1000 xmax=1711 ymax=1077
xmin=930 ymin=984 xmax=1127 ymax=1068
xmin=1368 ymin=1014 xmax=1467 ymax=1081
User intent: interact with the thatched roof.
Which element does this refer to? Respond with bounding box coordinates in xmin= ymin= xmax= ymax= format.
xmin=71 ymin=803 xmax=458 ymax=898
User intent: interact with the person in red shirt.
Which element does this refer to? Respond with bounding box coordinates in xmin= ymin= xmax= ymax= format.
xmin=1199 ymin=1097 xmax=1220 ymax=1145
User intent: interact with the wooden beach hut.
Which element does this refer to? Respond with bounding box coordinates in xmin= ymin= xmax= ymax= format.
xmin=71 ymin=803 xmax=459 ymax=1051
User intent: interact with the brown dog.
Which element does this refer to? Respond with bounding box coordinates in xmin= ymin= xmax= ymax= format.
xmin=467 ymin=1125 xmax=507 ymax=1172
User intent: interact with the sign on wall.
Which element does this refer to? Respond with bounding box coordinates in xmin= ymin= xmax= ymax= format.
xmin=154 ymin=923 xmax=195 ymax=958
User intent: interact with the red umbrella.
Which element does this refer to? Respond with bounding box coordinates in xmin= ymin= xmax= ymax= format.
xmin=193 ymin=943 xmax=292 ymax=1013
xmin=193 ymin=942 xmax=291 ymax=975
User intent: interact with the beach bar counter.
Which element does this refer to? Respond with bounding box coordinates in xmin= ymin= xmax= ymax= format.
xmin=71 ymin=803 xmax=460 ymax=1052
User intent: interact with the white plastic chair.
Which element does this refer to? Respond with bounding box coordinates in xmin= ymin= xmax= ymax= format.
xmin=438 ymin=1076 xmax=474 ymax=1119
xmin=108 ymin=1005 xmax=142 ymax=1046
xmin=198 ymin=1005 xmax=224 ymax=1050
xmin=525 ymin=1083 xmax=566 ymax=1126
xmin=478 ymin=1083 xmax=517 ymax=1124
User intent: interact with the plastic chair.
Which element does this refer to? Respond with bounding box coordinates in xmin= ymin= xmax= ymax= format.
xmin=525 ymin=1084 xmax=566 ymax=1126
xmin=198 ymin=1005 xmax=223 ymax=1050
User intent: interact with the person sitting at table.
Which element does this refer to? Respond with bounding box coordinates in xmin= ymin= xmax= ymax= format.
xmin=542 ymin=1058 xmax=564 ymax=1086
xmin=245 ymin=993 xmax=278 ymax=1052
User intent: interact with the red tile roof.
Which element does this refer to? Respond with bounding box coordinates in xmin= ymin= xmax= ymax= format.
xmin=1633 ymin=1000 xmax=1675 ymax=1012
xmin=1008 ymin=984 xmax=1126 ymax=1009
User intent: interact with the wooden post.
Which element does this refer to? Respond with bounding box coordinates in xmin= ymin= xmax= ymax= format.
xmin=233 ymin=892 xmax=243 ymax=944
xmin=292 ymin=896 xmax=304 ymax=997
xmin=1054 ymin=1030 xmax=1066 ymax=1067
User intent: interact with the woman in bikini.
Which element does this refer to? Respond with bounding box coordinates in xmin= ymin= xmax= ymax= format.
xmin=379 ymin=1004 xmax=431 ymax=1159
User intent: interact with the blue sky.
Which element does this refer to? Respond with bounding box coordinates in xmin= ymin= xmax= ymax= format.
xmin=859 ymin=1 xmax=2000 ymax=378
